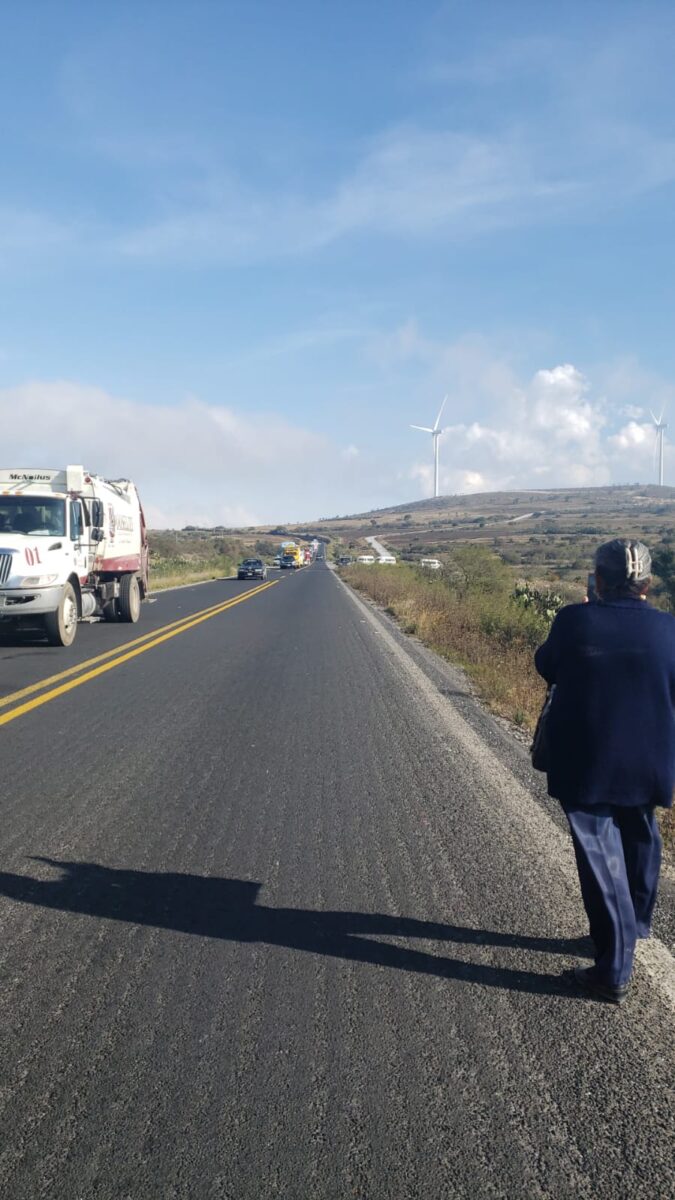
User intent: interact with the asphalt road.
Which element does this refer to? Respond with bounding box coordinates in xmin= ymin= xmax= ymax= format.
xmin=0 ymin=562 xmax=673 ymax=1199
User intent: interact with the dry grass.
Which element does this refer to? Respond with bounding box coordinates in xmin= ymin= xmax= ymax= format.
xmin=347 ymin=561 xmax=548 ymax=728
xmin=149 ymin=565 xmax=234 ymax=592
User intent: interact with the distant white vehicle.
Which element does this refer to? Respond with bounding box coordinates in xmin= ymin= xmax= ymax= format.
xmin=356 ymin=554 xmax=376 ymax=564
xmin=420 ymin=557 xmax=442 ymax=570
xmin=378 ymin=555 xmax=397 ymax=565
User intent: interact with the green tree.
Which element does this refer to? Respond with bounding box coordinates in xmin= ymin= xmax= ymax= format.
xmin=450 ymin=545 xmax=511 ymax=598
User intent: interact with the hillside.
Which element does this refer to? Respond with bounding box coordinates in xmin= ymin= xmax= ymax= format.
xmin=310 ymin=485 xmax=675 ymax=588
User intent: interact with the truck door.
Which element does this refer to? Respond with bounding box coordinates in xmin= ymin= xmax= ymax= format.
xmin=69 ymin=500 xmax=90 ymax=579
xmin=82 ymin=498 xmax=104 ymax=561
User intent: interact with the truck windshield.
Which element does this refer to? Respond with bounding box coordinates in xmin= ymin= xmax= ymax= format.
xmin=0 ymin=497 xmax=66 ymax=536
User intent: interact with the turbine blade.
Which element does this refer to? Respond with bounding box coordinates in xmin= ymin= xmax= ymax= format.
xmin=410 ymin=425 xmax=434 ymax=433
xmin=433 ymin=394 xmax=448 ymax=431
xmin=649 ymin=409 xmax=659 ymax=425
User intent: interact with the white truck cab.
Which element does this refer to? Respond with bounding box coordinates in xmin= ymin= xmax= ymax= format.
xmin=0 ymin=466 xmax=149 ymax=646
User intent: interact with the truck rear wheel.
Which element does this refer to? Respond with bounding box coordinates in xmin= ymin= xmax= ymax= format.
xmin=118 ymin=574 xmax=141 ymax=623
xmin=44 ymin=582 xmax=78 ymax=647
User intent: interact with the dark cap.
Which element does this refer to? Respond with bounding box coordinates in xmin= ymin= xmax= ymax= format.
xmin=595 ymin=538 xmax=651 ymax=583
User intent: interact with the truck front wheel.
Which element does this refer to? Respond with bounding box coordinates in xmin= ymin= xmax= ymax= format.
xmin=118 ymin=574 xmax=141 ymax=623
xmin=44 ymin=582 xmax=78 ymax=647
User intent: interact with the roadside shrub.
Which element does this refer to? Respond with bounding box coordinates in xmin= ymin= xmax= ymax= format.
xmin=512 ymin=581 xmax=565 ymax=623
xmin=344 ymin=560 xmax=548 ymax=728
xmin=478 ymin=595 xmax=549 ymax=651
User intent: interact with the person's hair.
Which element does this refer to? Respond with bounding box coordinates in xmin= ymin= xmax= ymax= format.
xmin=594 ymin=538 xmax=651 ymax=600
xmin=595 ymin=568 xmax=650 ymax=600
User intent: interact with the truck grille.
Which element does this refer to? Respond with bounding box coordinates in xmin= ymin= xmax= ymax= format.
xmin=0 ymin=553 xmax=13 ymax=584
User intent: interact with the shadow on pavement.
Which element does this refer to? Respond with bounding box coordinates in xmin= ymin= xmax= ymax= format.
xmin=0 ymin=858 xmax=589 ymax=999
xmin=0 ymin=626 xmax=49 ymax=648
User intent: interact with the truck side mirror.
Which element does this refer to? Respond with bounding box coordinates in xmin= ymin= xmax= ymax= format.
xmin=91 ymin=528 xmax=103 ymax=543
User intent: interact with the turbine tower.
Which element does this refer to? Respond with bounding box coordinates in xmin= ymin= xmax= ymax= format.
xmin=411 ymin=396 xmax=448 ymax=499
xmin=650 ymin=408 xmax=668 ymax=487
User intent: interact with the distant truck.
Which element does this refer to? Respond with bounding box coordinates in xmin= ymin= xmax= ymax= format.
xmin=0 ymin=465 xmax=149 ymax=646
xmin=279 ymin=542 xmax=303 ymax=569
xmin=277 ymin=542 xmax=300 ymax=568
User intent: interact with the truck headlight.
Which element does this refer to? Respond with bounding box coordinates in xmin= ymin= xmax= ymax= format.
xmin=20 ymin=575 xmax=59 ymax=586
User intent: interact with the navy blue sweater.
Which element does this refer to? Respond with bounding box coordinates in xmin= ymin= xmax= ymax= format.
xmin=534 ymin=599 xmax=675 ymax=808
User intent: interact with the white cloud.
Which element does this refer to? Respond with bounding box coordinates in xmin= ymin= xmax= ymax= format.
xmin=367 ymin=315 xmax=674 ymax=497
xmin=529 ymin=365 xmax=603 ymax=440
xmin=112 ymin=123 xmax=582 ymax=265
xmin=620 ymin=404 xmax=645 ymax=421
xmin=0 ymin=208 xmax=78 ymax=264
xmin=610 ymin=420 xmax=650 ymax=452
xmin=462 ymin=470 xmax=487 ymax=489
xmin=6 ymin=77 xmax=675 ymax=269
xmin=394 ymin=336 xmax=670 ymax=499
xmin=0 ymin=346 xmax=671 ymax=527
xmin=0 ymin=380 xmax=369 ymax=525
xmin=101 ymin=24 xmax=675 ymax=265
xmin=233 ymin=324 xmax=365 ymax=364
xmin=109 ymin=103 xmax=675 ymax=267
xmin=2 ymin=18 xmax=675 ymax=274
xmin=323 ymin=126 xmax=573 ymax=238
xmin=424 ymin=35 xmax=556 ymax=88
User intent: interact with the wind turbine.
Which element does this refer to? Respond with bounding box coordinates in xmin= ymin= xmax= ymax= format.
xmin=650 ymin=408 xmax=668 ymax=487
xmin=411 ymin=396 xmax=449 ymax=499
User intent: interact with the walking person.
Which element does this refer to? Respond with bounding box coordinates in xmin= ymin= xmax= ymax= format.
xmin=535 ymin=539 xmax=675 ymax=1003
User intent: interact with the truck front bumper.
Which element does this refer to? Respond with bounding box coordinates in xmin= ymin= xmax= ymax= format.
xmin=0 ymin=585 xmax=63 ymax=618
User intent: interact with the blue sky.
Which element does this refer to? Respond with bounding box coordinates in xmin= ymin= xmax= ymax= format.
xmin=2 ymin=1 xmax=675 ymax=524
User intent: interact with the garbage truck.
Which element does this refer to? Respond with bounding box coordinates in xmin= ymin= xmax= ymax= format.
xmin=0 ymin=465 xmax=149 ymax=646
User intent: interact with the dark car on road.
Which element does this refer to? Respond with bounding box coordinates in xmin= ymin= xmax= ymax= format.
xmin=237 ymin=558 xmax=267 ymax=580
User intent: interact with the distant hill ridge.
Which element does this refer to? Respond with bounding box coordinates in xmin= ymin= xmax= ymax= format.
xmin=322 ymin=484 xmax=675 ymax=525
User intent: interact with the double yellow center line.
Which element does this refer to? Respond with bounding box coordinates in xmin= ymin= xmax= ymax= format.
xmin=0 ymin=579 xmax=278 ymax=727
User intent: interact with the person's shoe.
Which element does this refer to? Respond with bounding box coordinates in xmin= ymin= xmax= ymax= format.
xmin=572 ymin=966 xmax=629 ymax=1005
